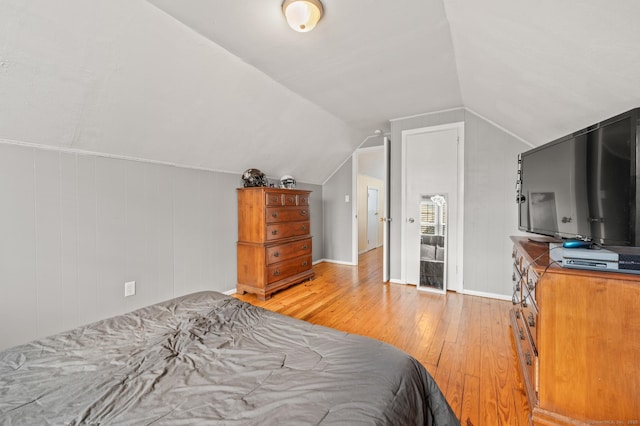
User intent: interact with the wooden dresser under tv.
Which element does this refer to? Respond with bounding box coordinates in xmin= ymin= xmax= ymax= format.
xmin=237 ymin=187 xmax=314 ymax=300
xmin=510 ymin=236 xmax=640 ymax=425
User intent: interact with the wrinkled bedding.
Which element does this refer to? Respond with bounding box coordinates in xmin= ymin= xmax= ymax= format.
xmin=0 ymin=291 xmax=459 ymax=425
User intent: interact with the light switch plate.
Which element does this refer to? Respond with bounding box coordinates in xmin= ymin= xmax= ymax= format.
xmin=124 ymin=281 xmax=136 ymax=297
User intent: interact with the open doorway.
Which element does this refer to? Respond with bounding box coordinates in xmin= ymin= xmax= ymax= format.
xmin=357 ymin=150 xmax=384 ymax=254
xmin=354 ymin=138 xmax=390 ymax=282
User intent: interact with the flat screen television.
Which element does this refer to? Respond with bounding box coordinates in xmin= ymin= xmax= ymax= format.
xmin=517 ymin=108 xmax=640 ymax=246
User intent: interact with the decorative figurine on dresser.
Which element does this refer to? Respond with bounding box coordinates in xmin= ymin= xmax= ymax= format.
xmin=236 ymin=172 xmax=313 ymax=300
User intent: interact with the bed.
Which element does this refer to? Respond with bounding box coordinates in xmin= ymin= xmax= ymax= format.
xmin=0 ymin=291 xmax=459 ymax=425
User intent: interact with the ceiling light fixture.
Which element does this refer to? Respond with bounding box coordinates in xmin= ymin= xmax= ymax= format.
xmin=282 ymin=0 xmax=324 ymax=33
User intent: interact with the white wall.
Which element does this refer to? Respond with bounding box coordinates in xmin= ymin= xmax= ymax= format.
xmin=0 ymin=142 xmax=323 ymax=351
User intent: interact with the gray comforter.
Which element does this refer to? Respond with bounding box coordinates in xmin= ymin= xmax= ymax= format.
xmin=0 ymin=291 xmax=459 ymax=425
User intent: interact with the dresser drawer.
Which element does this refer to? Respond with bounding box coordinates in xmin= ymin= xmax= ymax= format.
xmin=266 ymin=221 xmax=310 ymax=241
xmin=266 ymin=207 xmax=310 ymax=223
xmin=512 ymin=262 xmax=523 ymax=305
xmin=518 ymin=317 xmax=538 ymax=396
xmin=283 ymin=193 xmax=298 ymax=206
xmin=265 ymin=192 xmax=310 ymax=207
xmin=265 ymin=192 xmax=283 ymax=206
xmin=521 ymin=304 xmax=538 ymax=352
xmin=266 ymin=238 xmax=312 ymax=265
xmin=297 ymin=194 xmax=309 ymax=206
xmin=267 ymin=255 xmax=312 ymax=284
xmin=510 ymin=307 xmax=539 ymax=407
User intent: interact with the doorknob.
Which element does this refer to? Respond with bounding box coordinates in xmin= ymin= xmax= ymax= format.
xmin=408 ymin=218 xmax=415 ymax=223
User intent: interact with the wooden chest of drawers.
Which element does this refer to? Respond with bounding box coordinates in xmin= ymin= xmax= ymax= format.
xmin=510 ymin=241 xmax=540 ymax=413
xmin=509 ymin=236 xmax=640 ymax=425
xmin=237 ymin=187 xmax=314 ymax=300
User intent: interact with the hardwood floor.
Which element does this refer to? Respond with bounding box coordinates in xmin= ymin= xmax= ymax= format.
xmin=234 ymin=247 xmax=531 ymax=426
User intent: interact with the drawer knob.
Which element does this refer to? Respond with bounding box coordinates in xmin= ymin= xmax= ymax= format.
xmin=273 ymin=270 xmax=280 ymax=276
xmin=274 ymin=252 xmax=279 ymax=257
xmin=302 ymin=244 xmax=308 ymax=250
xmin=300 ymin=210 xmax=308 ymax=216
xmin=518 ymin=328 xmax=525 ymax=340
xmin=272 ymin=230 xmax=278 ymax=235
xmin=301 ymin=225 xmax=307 ymax=231
xmin=525 ymin=351 xmax=532 ymax=366
xmin=528 ymin=313 xmax=535 ymax=327
xmin=287 ymin=197 xmax=294 ymax=203
xmin=302 ymin=260 xmax=308 ymax=266
xmin=272 ymin=212 xmax=278 ymax=218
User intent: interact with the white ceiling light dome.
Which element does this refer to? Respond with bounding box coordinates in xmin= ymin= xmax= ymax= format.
xmin=282 ymin=0 xmax=324 ymax=33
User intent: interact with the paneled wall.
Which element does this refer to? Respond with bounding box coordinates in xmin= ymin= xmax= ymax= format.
xmin=0 ymin=142 xmax=322 ymax=350
xmin=322 ymin=159 xmax=353 ymax=264
xmin=461 ymin=111 xmax=530 ymax=296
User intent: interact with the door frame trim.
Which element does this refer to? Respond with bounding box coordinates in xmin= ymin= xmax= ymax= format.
xmin=400 ymin=122 xmax=465 ymax=292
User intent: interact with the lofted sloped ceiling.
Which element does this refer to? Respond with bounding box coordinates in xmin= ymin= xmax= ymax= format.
xmin=1 ymin=0 xmax=639 ymax=184
xmin=146 ymin=0 xmax=462 ymax=134
xmin=445 ymin=0 xmax=640 ymax=144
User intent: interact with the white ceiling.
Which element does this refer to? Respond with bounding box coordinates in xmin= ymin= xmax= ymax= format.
xmin=1 ymin=0 xmax=639 ymax=184
xmin=147 ymin=0 xmax=462 ymax=134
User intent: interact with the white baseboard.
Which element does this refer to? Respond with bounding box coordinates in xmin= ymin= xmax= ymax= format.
xmin=386 ymin=281 xmax=511 ymax=301
xmin=316 ymin=258 xmax=356 ymax=266
xmin=224 ymin=272 xmax=510 ymax=302
xmin=461 ymin=289 xmax=512 ymax=301
xmin=358 ymin=245 xmax=383 ymax=255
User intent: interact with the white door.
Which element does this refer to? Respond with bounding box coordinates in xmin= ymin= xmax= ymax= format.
xmin=367 ymin=187 xmax=379 ymax=251
xmin=402 ymin=123 xmax=463 ymax=293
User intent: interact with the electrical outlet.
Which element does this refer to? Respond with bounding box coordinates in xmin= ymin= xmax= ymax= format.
xmin=124 ymin=280 xmax=136 ymax=297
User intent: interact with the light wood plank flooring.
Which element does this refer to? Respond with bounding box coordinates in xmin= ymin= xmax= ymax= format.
xmin=234 ymin=247 xmax=531 ymax=426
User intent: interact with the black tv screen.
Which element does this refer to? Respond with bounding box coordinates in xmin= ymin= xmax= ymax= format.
xmin=517 ymin=109 xmax=639 ymax=246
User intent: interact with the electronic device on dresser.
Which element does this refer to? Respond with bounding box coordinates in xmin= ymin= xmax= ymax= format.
xmin=236 ymin=187 xmax=314 ymax=300
xmin=516 ymin=108 xmax=640 ymax=247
